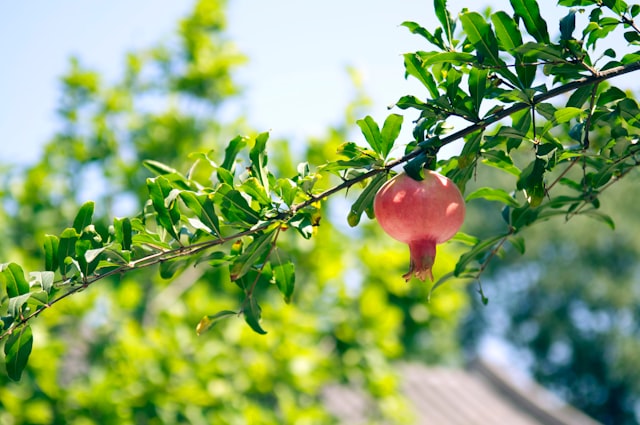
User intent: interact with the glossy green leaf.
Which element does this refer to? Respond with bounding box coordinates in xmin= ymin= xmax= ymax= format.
xmin=196 ymin=310 xmax=237 ymax=335
xmin=466 ymin=187 xmax=520 ymax=207
xmin=271 ymin=247 xmax=295 ymax=303
xmin=43 ymin=235 xmax=59 ymax=272
xmin=73 ymin=201 xmax=94 ymax=233
xmin=4 ymin=325 xmax=33 ymax=381
xmin=510 ymin=0 xmax=550 ymax=43
xmin=0 ymin=263 xmax=29 ymax=298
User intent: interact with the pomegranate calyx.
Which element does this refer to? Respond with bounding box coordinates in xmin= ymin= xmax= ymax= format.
xmin=404 ymin=239 xmax=437 ymax=282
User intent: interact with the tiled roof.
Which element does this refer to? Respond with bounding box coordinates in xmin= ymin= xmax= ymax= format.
xmin=323 ymin=359 xmax=602 ymax=425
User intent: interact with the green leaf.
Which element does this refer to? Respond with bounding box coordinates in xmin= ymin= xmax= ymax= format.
xmin=113 ymin=217 xmax=132 ymax=251
xmin=250 ymin=132 xmax=270 ymax=193
xmin=147 ymin=177 xmax=181 ymax=241
xmin=221 ymin=135 xmax=248 ymax=171
xmin=459 ymin=12 xmax=501 ymax=66
xmin=241 ymin=177 xmax=272 ymax=206
xmin=434 ymin=0 xmax=455 ymax=46
xmin=581 ymin=210 xmax=615 ymax=229
xmin=469 ymin=68 xmax=488 ymax=115
xmin=421 ymin=52 xmax=476 ymax=66
xmin=244 ymin=296 xmax=267 ymax=335
xmin=491 ymin=11 xmax=523 ymax=52
xmin=214 ymin=184 xmax=260 ymax=225
xmin=230 ymin=232 xmax=274 ymax=281
xmin=481 ymin=150 xmax=522 ymax=176
xmin=73 ymin=201 xmax=95 ymax=233
xmin=0 ymin=263 xmax=30 ymax=298
xmin=403 ymin=53 xmax=439 ymax=98
xmin=466 ymin=187 xmax=520 ymax=207
xmin=356 ymin=116 xmax=383 ymax=156
xmin=541 ymin=107 xmax=584 ymax=136
xmin=58 ymin=228 xmax=79 ymax=277
xmin=180 ymin=192 xmax=221 ymax=237
xmin=347 ymin=173 xmax=388 ymax=227
xmin=560 ymin=10 xmax=576 ymax=41
xmin=271 ymin=248 xmax=295 ymax=303
xmin=401 ymin=21 xmax=445 ymax=50
xmin=509 ymin=235 xmax=526 ymax=254
xmin=4 ymin=325 xmax=33 ymax=381
xmin=455 ymin=234 xmax=507 ymax=276
xmin=380 ymin=114 xmax=403 ymax=159
xmin=143 ymin=159 xmax=180 ymax=176
xmin=29 ymin=271 xmax=55 ymax=294
xmin=196 ymin=310 xmax=237 ymax=335
xmin=43 ymin=235 xmax=59 ymax=272
xmin=403 ymin=152 xmax=428 ymax=181
xmin=510 ymin=0 xmax=550 ymax=43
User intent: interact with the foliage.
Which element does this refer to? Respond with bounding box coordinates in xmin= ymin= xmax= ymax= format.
xmin=2 ymin=0 xmax=640 ymax=422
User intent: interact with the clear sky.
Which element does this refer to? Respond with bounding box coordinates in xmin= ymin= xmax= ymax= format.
xmin=0 ymin=0 xmax=479 ymax=165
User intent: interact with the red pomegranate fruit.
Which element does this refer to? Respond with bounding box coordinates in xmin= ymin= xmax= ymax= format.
xmin=373 ymin=171 xmax=465 ymax=281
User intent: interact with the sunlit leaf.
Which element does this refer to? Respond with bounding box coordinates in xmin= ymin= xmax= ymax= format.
xmin=466 ymin=187 xmax=520 ymax=207
xmin=196 ymin=310 xmax=237 ymax=335
xmin=0 ymin=263 xmax=29 ymax=298
xmin=73 ymin=201 xmax=94 ymax=234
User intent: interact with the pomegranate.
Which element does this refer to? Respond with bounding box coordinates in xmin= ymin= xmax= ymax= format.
xmin=373 ymin=171 xmax=465 ymax=281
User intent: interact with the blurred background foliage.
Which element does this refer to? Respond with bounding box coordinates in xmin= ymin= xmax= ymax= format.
xmin=1 ymin=0 xmax=639 ymax=424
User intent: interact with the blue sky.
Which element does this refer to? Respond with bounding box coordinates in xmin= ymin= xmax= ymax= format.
xmin=0 ymin=0 xmax=473 ymax=165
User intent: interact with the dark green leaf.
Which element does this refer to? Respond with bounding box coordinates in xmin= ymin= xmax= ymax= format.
xmin=196 ymin=310 xmax=237 ymax=335
xmin=147 ymin=177 xmax=181 ymax=240
xmin=560 ymin=10 xmax=576 ymax=41
xmin=403 ymin=152 xmax=428 ymax=181
xmin=4 ymin=325 xmax=33 ymax=381
xmin=582 ymin=210 xmax=615 ymax=229
xmin=73 ymin=201 xmax=94 ymax=233
xmin=401 ymin=21 xmax=445 ymax=49
xmin=491 ymin=11 xmax=523 ymax=51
